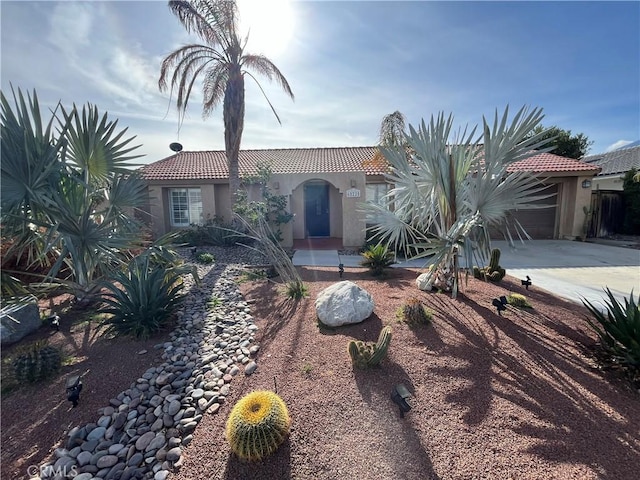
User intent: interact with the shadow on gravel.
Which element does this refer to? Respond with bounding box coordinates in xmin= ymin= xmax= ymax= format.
xmin=223 ymin=438 xmax=292 ymax=480
xmin=352 ymin=359 xmax=441 ymax=480
xmin=425 ymin=288 xmax=639 ymax=480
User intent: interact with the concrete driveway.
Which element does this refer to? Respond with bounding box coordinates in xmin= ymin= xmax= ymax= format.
xmin=490 ymin=240 xmax=639 ymax=308
xmin=293 ymin=239 xmax=639 ymax=308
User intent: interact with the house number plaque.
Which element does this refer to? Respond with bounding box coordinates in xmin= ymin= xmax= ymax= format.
xmin=346 ymin=188 xmax=361 ymax=198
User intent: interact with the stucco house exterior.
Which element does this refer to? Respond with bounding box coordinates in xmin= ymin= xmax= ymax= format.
xmin=139 ymin=147 xmax=599 ymax=248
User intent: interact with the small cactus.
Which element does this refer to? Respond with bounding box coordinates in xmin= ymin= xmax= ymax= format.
xmin=226 ymin=390 xmax=290 ymax=461
xmin=348 ymin=326 xmax=392 ymax=368
xmin=12 ymin=341 xmax=61 ymax=383
xmin=473 ymin=249 xmax=506 ymax=283
xmin=399 ymin=298 xmax=433 ymax=326
xmin=507 ymin=293 xmax=532 ymax=308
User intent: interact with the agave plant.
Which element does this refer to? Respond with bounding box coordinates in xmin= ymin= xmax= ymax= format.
xmin=582 ymin=289 xmax=640 ymax=369
xmin=362 ymin=106 xmax=554 ymax=297
xmin=100 ymin=255 xmax=186 ymax=339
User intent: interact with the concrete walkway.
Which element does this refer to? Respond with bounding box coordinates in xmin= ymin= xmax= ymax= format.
xmin=292 ymin=240 xmax=640 ymax=308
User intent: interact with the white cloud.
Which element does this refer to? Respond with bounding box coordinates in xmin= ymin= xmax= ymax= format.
xmin=606 ymin=140 xmax=633 ymax=152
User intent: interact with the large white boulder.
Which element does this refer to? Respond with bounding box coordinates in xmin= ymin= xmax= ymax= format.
xmin=315 ymin=281 xmax=374 ymax=327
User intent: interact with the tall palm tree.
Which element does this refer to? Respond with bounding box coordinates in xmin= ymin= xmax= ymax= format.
xmin=159 ymin=0 xmax=294 ymax=211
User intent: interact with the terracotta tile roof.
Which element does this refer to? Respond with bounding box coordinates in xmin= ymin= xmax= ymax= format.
xmin=507 ymin=152 xmax=600 ymax=174
xmin=140 ymin=147 xmax=383 ymax=180
xmin=140 ymin=147 xmax=599 ymax=181
xmin=582 ymin=144 xmax=640 ymax=176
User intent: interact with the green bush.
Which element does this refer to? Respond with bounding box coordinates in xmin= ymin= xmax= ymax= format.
xmin=360 ymin=244 xmax=394 ymax=276
xmin=195 ymin=252 xmax=215 ymax=264
xmin=100 ymin=256 xmax=185 ymax=339
xmin=582 ymin=289 xmax=640 ymax=371
xmin=178 ymin=218 xmax=250 ymax=247
xmin=286 ymin=281 xmax=308 ymax=300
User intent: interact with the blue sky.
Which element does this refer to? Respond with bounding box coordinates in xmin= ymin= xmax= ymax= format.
xmin=1 ymin=0 xmax=638 ymax=165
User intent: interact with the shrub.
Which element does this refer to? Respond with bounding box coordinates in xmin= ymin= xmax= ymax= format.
xmin=360 ymin=244 xmax=394 ymax=276
xmin=12 ymin=341 xmax=61 ymax=383
xmin=195 ymin=252 xmax=215 ymax=264
xmin=100 ymin=256 xmax=185 ymax=339
xmin=582 ymin=289 xmax=640 ymax=371
xmin=398 ymin=297 xmax=432 ymax=325
xmin=347 ymin=326 xmax=392 ymax=368
xmin=285 ymin=281 xmax=309 ymax=300
xmin=226 ymin=390 xmax=291 ymax=461
xmin=507 ymin=293 xmax=532 ymax=308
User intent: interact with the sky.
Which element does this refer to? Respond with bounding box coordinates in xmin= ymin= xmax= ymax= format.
xmin=1 ymin=0 xmax=639 ymax=165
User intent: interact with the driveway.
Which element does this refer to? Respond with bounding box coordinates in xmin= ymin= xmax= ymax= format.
xmin=293 ymin=239 xmax=639 ymax=308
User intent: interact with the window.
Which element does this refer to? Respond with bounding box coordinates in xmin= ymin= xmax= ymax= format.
xmin=170 ymin=188 xmax=202 ymax=227
xmin=365 ymin=183 xmax=391 ymax=223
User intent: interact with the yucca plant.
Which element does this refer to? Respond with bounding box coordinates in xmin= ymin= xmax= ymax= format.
xmin=360 ymin=244 xmax=394 ymax=276
xmin=362 ymin=106 xmax=555 ymax=297
xmin=582 ymin=289 xmax=640 ymax=370
xmin=100 ymin=255 xmax=185 ymax=339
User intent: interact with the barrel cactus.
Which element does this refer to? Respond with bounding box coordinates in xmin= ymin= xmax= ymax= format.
xmin=12 ymin=341 xmax=61 ymax=383
xmin=348 ymin=326 xmax=392 ymax=368
xmin=399 ymin=297 xmax=432 ymax=326
xmin=507 ymin=293 xmax=532 ymax=308
xmin=226 ymin=390 xmax=291 ymax=461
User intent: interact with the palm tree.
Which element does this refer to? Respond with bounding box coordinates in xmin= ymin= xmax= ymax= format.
xmin=159 ymin=0 xmax=294 ymax=211
xmin=362 ymin=106 xmax=553 ymax=298
xmin=379 ymin=110 xmax=407 ymax=147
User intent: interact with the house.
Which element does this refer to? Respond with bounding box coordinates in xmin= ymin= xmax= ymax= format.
xmin=582 ymin=143 xmax=640 ymax=236
xmin=139 ymin=147 xmax=599 ymax=247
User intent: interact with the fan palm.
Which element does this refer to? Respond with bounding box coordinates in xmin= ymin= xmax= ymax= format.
xmin=362 ymin=106 xmax=553 ymax=297
xmin=159 ymin=0 xmax=294 ymax=211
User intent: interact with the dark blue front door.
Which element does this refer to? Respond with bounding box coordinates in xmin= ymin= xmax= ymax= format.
xmin=304 ymin=183 xmax=330 ymax=237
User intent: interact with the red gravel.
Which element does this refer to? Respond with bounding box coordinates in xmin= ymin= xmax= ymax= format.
xmin=173 ymin=267 xmax=639 ymax=480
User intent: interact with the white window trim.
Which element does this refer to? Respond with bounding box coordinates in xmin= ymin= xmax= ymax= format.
xmin=169 ymin=188 xmax=203 ymax=227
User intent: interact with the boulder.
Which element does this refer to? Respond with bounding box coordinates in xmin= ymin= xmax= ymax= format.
xmin=416 ymin=273 xmax=433 ymax=291
xmin=0 ymin=301 xmax=41 ymax=345
xmin=315 ymin=281 xmax=374 ymax=327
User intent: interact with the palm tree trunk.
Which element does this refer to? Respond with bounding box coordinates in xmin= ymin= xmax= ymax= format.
xmin=223 ymin=68 xmax=245 ymax=217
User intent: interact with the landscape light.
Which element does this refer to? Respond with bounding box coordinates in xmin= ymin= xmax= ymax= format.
xmin=391 ymin=383 xmax=412 ymax=418
xmin=338 ymin=263 xmax=344 ymax=278
xmin=492 ymin=296 xmax=508 ymax=316
xmin=66 ymin=375 xmax=83 ymax=408
xmin=47 ymin=314 xmax=60 ymax=332
xmin=521 ymin=275 xmax=532 ymax=290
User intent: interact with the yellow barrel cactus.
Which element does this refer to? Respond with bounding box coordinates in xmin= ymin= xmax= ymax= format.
xmin=225 ymin=390 xmax=291 ymax=461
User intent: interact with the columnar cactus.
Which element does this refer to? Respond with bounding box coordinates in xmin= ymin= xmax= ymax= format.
xmin=472 ymin=248 xmax=506 ymax=282
xmin=347 ymin=326 xmax=392 ymax=368
xmin=225 ymin=390 xmax=291 ymax=461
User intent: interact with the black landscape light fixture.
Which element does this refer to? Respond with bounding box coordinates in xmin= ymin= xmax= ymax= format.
xmin=391 ymin=384 xmax=412 ymax=418
xmin=190 ymin=246 xmax=197 ymax=257
xmin=47 ymin=314 xmax=60 ymax=332
xmin=66 ymin=375 xmax=83 ymax=408
xmin=492 ymin=296 xmax=508 ymax=315
xmin=521 ymin=275 xmax=532 ymax=290
xmin=338 ymin=263 xmax=344 ymax=278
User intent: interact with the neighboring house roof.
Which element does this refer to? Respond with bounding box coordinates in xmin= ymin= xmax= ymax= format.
xmin=140 ymin=147 xmax=599 ymax=181
xmin=582 ymin=144 xmax=640 ymax=176
xmin=507 ymin=152 xmax=600 ymax=174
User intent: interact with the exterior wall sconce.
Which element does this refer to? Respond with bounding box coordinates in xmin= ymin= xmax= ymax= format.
xmin=582 ymin=180 xmax=592 ymax=188
xmin=350 ymin=179 xmax=357 ymax=188
xmin=273 ymin=181 xmax=280 ymax=190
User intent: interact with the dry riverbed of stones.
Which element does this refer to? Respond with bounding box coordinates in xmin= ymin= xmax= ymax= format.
xmin=35 ymin=248 xmax=266 ymax=480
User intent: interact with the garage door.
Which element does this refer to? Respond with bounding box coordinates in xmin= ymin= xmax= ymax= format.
xmin=490 ymin=184 xmax=558 ymax=240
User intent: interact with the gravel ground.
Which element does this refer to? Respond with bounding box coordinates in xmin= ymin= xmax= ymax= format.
xmin=172 ymin=267 xmax=640 ymax=480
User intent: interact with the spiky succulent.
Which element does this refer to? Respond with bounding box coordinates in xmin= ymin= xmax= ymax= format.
xmin=226 ymin=390 xmax=290 ymax=461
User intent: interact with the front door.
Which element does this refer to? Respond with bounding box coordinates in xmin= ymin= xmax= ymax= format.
xmin=304 ymin=183 xmax=330 ymax=237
